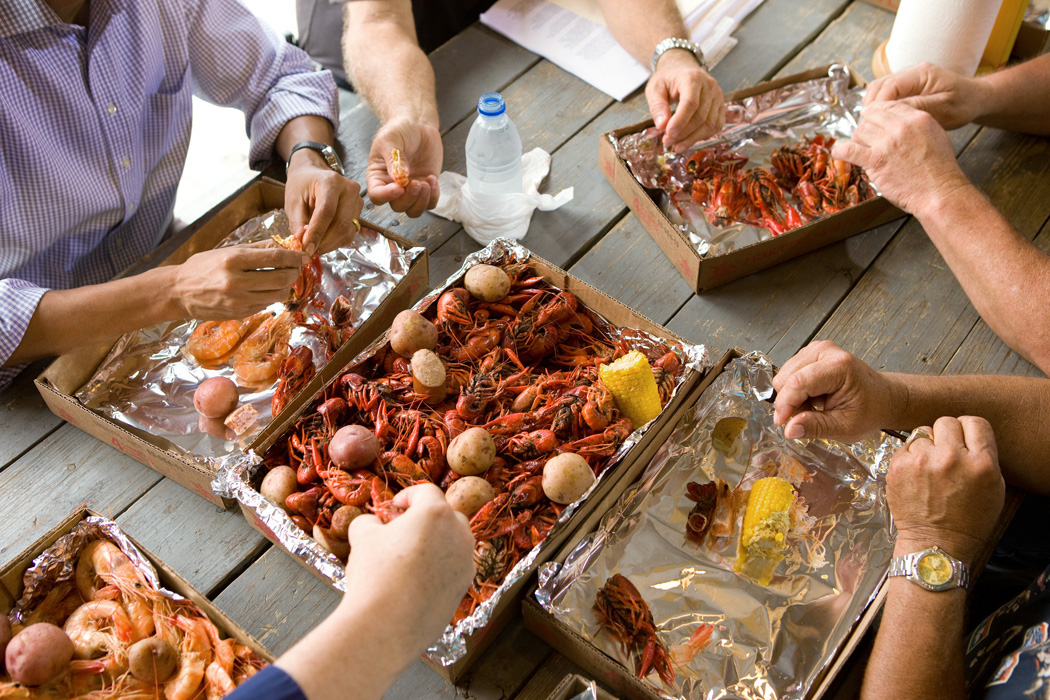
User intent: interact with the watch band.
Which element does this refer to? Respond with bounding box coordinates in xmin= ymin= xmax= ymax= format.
xmin=650 ymin=37 xmax=708 ymax=73
xmin=887 ymin=546 xmax=970 ymax=591
xmin=287 ymin=140 xmax=344 ymax=176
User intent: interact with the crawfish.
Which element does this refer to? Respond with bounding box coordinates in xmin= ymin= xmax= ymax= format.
xmin=285 ymin=486 xmax=325 ymax=524
xmin=272 ymin=345 xmax=316 ymax=416
xmin=447 ymin=325 xmax=502 ymax=363
xmin=684 ymin=480 xmax=722 ymax=545
xmin=507 ymin=429 xmax=559 ymax=460
xmin=594 ymin=574 xmax=675 ymax=686
xmin=436 ymin=288 xmax=471 ymax=327
xmin=457 ymin=372 xmax=498 ymax=421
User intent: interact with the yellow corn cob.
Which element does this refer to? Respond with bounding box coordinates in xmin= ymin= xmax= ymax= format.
xmin=735 ymin=476 xmax=796 ymax=586
xmin=599 ymin=350 xmax=662 ymax=428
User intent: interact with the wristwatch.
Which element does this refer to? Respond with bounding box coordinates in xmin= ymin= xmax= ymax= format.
xmin=887 ymin=546 xmax=970 ymax=592
xmin=287 ymin=140 xmax=344 ymax=176
xmin=650 ymin=37 xmax=708 ymax=73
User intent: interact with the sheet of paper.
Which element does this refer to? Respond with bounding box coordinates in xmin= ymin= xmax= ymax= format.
xmin=547 ymin=0 xmax=708 ymax=27
xmin=480 ymin=0 xmax=764 ymax=101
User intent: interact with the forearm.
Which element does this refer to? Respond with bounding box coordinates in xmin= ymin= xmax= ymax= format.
xmin=912 ymin=183 xmax=1050 ymax=374
xmin=595 ymin=0 xmax=689 ymax=67
xmin=6 ymin=267 xmax=179 ymax=366
xmin=880 ymin=372 xmax=1050 ymax=494
xmin=973 ymin=54 xmax=1050 ymax=135
xmin=275 ymin=115 xmax=337 ymax=165
xmin=342 ymin=1 xmax=438 ymax=128
xmin=861 ymin=577 xmax=968 ymax=699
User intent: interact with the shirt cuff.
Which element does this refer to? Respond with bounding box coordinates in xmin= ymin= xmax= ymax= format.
xmin=225 ymin=665 xmax=308 ymax=700
xmin=0 ymin=279 xmax=49 ymax=368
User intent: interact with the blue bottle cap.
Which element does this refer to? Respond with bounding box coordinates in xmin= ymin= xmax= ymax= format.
xmin=477 ymin=92 xmax=506 ymax=117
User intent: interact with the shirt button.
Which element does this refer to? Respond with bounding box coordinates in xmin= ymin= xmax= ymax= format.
xmin=107 ymin=103 xmax=117 ymax=115
xmin=129 ymin=202 xmax=135 ymax=211
xmin=122 ymin=157 xmax=131 ymax=168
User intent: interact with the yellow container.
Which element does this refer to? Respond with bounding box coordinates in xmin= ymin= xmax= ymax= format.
xmin=980 ymin=0 xmax=1029 ymax=72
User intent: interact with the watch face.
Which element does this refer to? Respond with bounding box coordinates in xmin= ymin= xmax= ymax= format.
xmin=917 ymin=551 xmax=953 ymax=586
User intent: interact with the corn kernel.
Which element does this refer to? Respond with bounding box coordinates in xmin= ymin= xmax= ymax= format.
xmin=735 ymin=476 xmax=795 ymax=585
xmin=599 ymin=350 xmax=662 ymax=428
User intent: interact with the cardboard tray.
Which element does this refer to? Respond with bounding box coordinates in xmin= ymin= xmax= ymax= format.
xmin=547 ymin=673 xmax=621 ymax=700
xmin=599 ymin=64 xmax=904 ymax=293
xmin=34 ymin=178 xmax=429 ymax=508
xmin=0 ymin=508 xmax=274 ymax=667
xmin=234 ymin=249 xmax=707 ymax=683
xmin=521 ymin=349 xmax=889 ymax=700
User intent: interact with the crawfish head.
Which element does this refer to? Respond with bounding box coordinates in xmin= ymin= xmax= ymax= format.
xmin=330 ymin=295 xmax=354 ymax=327
xmin=456 ymin=372 xmax=497 ymax=420
xmin=473 ymin=538 xmax=509 ymax=585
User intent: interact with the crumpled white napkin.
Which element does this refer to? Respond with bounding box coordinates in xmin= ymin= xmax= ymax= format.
xmin=432 ymin=147 xmax=573 ymax=245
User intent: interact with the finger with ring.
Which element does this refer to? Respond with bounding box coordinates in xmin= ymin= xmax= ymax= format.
xmin=904 ymin=427 xmax=933 ymax=448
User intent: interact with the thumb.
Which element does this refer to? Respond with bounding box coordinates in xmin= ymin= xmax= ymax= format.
xmin=783 ymin=410 xmax=849 ymax=441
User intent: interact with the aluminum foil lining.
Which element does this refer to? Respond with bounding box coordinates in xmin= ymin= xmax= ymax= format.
xmin=614 ymin=64 xmax=875 ymax=257
xmin=76 ymin=210 xmax=422 ymax=466
xmin=10 ymin=515 xmax=180 ymax=624
xmin=214 ymin=237 xmax=711 ymax=667
xmin=536 ymin=352 xmax=897 ymax=700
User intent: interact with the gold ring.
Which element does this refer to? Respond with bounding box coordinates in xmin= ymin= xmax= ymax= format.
xmin=352 ymin=218 xmax=361 ymax=235
xmin=904 ymin=427 xmax=933 ymax=448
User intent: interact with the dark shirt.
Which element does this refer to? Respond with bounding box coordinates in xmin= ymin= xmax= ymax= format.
xmin=226 ymin=665 xmax=308 ymax=700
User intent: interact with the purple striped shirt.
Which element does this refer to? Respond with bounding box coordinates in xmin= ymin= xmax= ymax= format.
xmin=0 ymin=0 xmax=338 ymax=390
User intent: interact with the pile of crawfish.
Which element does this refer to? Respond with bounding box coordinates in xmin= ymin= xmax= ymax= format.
xmin=261 ymin=261 xmax=683 ymax=623
xmin=2 ymin=535 xmax=264 ymax=700
xmin=673 ymin=134 xmax=876 ymax=237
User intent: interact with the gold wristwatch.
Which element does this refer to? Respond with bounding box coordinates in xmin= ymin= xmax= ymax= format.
xmin=887 ymin=546 xmax=970 ymax=592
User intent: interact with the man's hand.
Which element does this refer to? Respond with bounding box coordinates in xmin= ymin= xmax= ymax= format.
xmin=366 ymin=118 xmax=443 ymax=218
xmin=285 ymin=153 xmax=364 ymax=256
xmin=864 ymin=62 xmax=985 ymax=131
xmin=342 ymin=483 xmax=474 ymax=666
xmin=647 ymin=50 xmax=724 ymax=152
xmin=170 ymin=243 xmax=307 ymax=320
xmin=831 ymin=101 xmax=973 ymax=217
xmin=772 ymin=340 xmax=906 ymax=442
xmin=888 ymin=416 xmax=1004 ymax=566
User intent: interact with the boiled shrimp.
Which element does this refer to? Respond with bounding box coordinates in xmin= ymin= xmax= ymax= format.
xmin=165 ymin=616 xmax=213 ymax=700
xmin=231 ymin=311 xmax=294 ymax=384
xmin=63 ymin=599 xmax=134 ymax=679
xmin=75 ymin=539 xmax=155 ymax=640
xmin=184 ymin=312 xmax=269 ymax=363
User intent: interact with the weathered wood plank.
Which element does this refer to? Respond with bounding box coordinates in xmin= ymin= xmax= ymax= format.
xmin=0 ymin=425 xmax=162 ymax=570
xmin=212 ymin=547 xmax=341 ymax=656
xmin=511 ymin=653 xmax=592 ymax=700
xmin=817 ymin=126 xmax=1050 ymax=373
xmin=0 ymin=361 xmax=63 ymax=471
xmin=116 ymin=479 xmax=269 ymax=597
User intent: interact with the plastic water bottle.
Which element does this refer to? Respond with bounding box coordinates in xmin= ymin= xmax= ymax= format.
xmin=465 ymin=92 xmax=523 ymax=195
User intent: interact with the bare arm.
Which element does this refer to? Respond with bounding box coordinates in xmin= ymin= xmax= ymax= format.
xmin=971 ymin=54 xmax=1050 ymax=134
xmin=595 ymin=0 xmax=724 ymax=149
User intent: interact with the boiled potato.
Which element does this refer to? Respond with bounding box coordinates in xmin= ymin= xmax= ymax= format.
xmin=193 ymin=377 xmax=239 ymax=418
xmin=313 ymin=524 xmax=350 ymax=561
xmin=329 ymin=425 xmax=381 ymax=470
xmin=447 ymin=427 xmax=496 ymax=476
xmin=389 ymin=309 xmax=438 ymax=357
xmin=411 ymin=349 xmax=447 ymax=403
xmin=542 ymin=453 xmax=595 ymax=504
xmin=128 ymin=637 xmax=177 ymax=683
xmin=5 ymin=623 xmax=73 ymax=686
xmin=445 ymin=476 xmax=495 ymax=517
xmin=260 ymin=465 xmax=298 ymax=511
xmin=464 ymin=265 xmax=511 ymax=302
xmin=330 ymin=505 xmax=364 ymax=539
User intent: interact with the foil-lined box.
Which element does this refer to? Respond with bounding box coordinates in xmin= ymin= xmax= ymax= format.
xmin=34 ymin=178 xmax=428 ymax=508
xmin=523 ymin=350 xmax=897 ymax=700
xmin=599 ymin=64 xmax=903 ymax=293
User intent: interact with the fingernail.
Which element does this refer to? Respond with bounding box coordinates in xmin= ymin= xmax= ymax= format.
xmin=785 ymin=423 xmax=805 ymax=440
xmin=301 ymin=254 xmax=311 ymax=264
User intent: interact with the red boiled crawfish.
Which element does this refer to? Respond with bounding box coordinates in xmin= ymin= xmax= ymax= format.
xmin=594 ymin=574 xmax=675 ymax=686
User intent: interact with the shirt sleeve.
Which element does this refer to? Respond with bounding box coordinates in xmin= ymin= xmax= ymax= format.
xmin=0 ymin=279 xmax=48 ymax=389
xmin=184 ymin=0 xmax=340 ymax=171
xmin=225 ymin=665 xmax=309 ymax=700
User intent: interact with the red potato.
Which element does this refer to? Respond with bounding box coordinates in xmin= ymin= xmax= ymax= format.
xmin=389 ymin=309 xmax=438 ymax=357
xmin=197 ymin=414 xmax=234 ymax=441
xmin=464 ymin=264 xmax=511 ymax=302
xmin=542 ymin=453 xmax=595 ymax=504
xmin=447 ymin=427 xmax=496 ymax=476
xmin=0 ymin=615 xmax=10 ymax=670
xmin=260 ymin=466 xmax=298 ymax=511
xmin=5 ymin=623 xmax=73 ymax=686
xmin=329 ymin=425 xmax=381 ymax=470
xmin=193 ymin=376 xmax=239 ymax=418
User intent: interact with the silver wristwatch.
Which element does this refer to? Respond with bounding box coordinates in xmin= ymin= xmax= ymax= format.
xmin=287 ymin=140 xmax=344 ymax=176
xmin=887 ymin=546 xmax=970 ymax=592
xmin=650 ymin=37 xmax=708 ymax=72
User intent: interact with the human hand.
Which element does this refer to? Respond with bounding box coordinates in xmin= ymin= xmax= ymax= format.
xmin=864 ymin=61 xmax=985 ymax=131
xmin=831 ymin=101 xmax=973 ymax=217
xmin=772 ymin=340 xmax=905 ymax=442
xmin=647 ymin=51 xmax=724 ymax=152
xmin=341 ymin=484 xmax=474 ymax=666
xmin=285 ymin=156 xmax=364 ymax=257
xmin=170 ymin=243 xmax=308 ymax=320
xmin=366 ymin=118 xmax=443 ymax=218
xmin=888 ymin=416 xmax=1004 ymax=566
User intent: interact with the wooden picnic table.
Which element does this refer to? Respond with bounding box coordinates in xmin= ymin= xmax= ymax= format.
xmin=2 ymin=0 xmax=1047 ymax=697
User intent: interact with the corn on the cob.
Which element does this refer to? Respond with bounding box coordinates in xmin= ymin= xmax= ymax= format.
xmin=599 ymin=350 xmax=662 ymax=428
xmin=735 ymin=476 xmax=796 ymax=585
